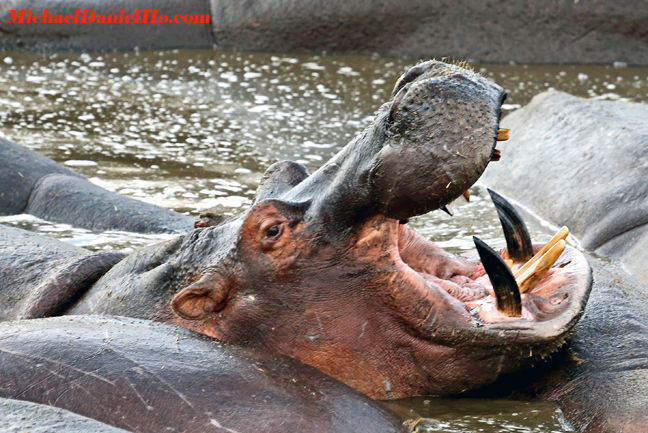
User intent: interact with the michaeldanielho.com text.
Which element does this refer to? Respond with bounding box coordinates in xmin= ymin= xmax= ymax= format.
xmin=6 ymin=10 xmax=211 ymax=24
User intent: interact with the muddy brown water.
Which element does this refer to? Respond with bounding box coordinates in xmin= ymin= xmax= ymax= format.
xmin=1 ymin=49 xmax=646 ymax=432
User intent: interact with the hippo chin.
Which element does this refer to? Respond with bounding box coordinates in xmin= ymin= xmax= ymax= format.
xmin=32 ymin=61 xmax=587 ymax=399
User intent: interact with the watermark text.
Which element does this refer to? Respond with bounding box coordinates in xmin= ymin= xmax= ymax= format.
xmin=7 ymin=10 xmax=210 ymax=24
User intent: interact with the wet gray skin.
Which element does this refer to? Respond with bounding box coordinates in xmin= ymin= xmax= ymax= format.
xmin=0 ymin=316 xmax=405 ymax=433
xmin=0 ymin=50 xmax=646 ymax=430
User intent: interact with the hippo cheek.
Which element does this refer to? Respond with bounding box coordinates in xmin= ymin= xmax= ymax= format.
xmin=171 ymin=198 xmax=311 ymax=337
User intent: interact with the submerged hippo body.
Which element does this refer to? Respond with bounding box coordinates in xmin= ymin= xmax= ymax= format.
xmin=0 ymin=224 xmax=124 ymax=320
xmin=478 ymin=210 xmax=648 ymax=433
xmin=0 ymin=137 xmax=193 ymax=233
xmin=0 ymin=61 xmax=591 ymax=408
xmin=537 ymin=254 xmax=648 ymax=433
xmin=0 ymin=316 xmax=405 ymax=433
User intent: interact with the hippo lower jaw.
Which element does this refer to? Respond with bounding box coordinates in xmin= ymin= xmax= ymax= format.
xmin=347 ymin=193 xmax=592 ymax=397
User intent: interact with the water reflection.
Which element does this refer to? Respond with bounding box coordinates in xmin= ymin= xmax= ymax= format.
xmin=385 ymin=398 xmax=573 ymax=432
xmin=0 ymin=50 xmax=646 ymax=228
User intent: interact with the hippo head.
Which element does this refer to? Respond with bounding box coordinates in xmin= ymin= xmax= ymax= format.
xmin=170 ymin=61 xmax=591 ymax=399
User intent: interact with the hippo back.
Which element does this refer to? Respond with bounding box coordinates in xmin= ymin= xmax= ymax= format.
xmin=0 ymin=225 xmax=123 ymax=320
xmin=482 ymin=90 xmax=648 ymax=284
xmin=0 ymin=316 xmax=405 ymax=433
xmin=0 ymin=398 xmax=128 ymax=433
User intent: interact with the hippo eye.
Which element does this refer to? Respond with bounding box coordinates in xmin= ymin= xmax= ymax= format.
xmin=266 ymin=225 xmax=281 ymax=238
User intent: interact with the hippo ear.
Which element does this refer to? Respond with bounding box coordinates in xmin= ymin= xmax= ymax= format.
xmin=254 ymin=161 xmax=310 ymax=203
xmin=171 ymin=273 xmax=229 ymax=320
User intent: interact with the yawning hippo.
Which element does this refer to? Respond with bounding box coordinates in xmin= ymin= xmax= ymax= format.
xmin=0 ymin=61 xmax=592 ymax=402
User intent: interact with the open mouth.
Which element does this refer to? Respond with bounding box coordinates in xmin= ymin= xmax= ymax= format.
xmin=368 ymin=185 xmax=591 ymax=357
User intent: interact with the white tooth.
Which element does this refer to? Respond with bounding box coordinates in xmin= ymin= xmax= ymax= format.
xmin=514 ymin=227 xmax=569 ymax=279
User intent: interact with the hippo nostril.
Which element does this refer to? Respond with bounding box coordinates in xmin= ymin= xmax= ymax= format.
xmin=391 ymin=62 xmax=431 ymax=97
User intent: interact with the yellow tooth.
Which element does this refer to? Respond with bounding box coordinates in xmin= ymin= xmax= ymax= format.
xmin=516 ymin=239 xmax=566 ymax=293
xmin=514 ymin=226 xmax=569 ymax=279
xmin=462 ymin=190 xmax=471 ymax=202
xmin=497 ymin=128 xmax=510 ymax=141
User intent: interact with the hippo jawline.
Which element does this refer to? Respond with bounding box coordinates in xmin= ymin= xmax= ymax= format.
xmin=173 ymin=184 xmax=592 ymax=400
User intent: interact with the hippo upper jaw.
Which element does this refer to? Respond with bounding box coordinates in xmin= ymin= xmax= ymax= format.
xmin=364 ymin=60 xmax=506 ymax=221
xmin=278 ymin=60 xmax=507 ymax=231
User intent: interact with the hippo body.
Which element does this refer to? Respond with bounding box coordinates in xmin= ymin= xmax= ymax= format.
xmin=478 ymin=214 xmax=648 ymax=433
xmin=0 ymin=398 xmax=129 ymax=433
xmin=536 ymin=254 xmax=648 ymax=433
xmin=482 ymin=90 xmax=648 ymax=284
xmin=0 ymin=316 xmax=405 ymax=433
xmin=0 ymin=137 xmax=193 ymax=233
xmin=1 ymin=0 xmax=647 ymax=64
xmin=481 ymin=92 xmax=648 ymax=432
xmin=0 ymin=224 xmax=123 ymax=320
